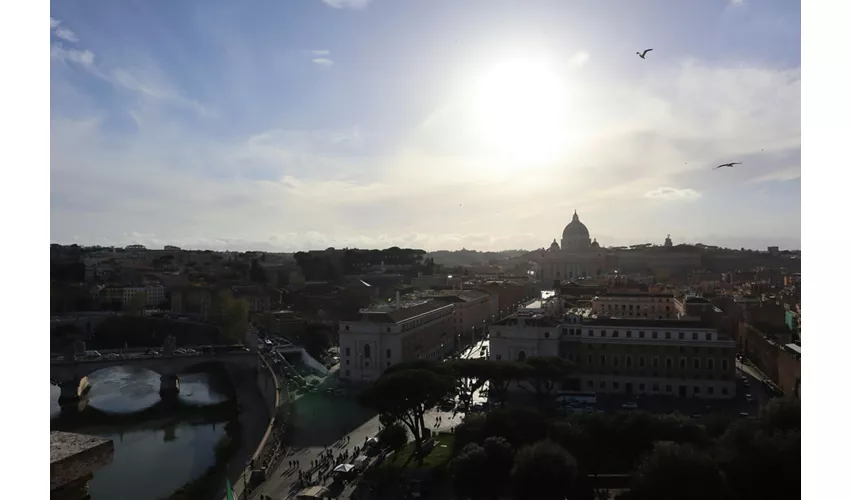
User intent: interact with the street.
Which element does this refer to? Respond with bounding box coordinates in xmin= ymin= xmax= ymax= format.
xmin=250 ymin=374 xmax=465 ymax=500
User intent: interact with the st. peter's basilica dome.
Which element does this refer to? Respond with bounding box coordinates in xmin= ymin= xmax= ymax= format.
xmin=561 ymin=211 xmax=592 ymax=250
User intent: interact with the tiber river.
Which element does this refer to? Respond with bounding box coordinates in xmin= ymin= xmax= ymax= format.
xmin=50 ymin=366 xmax=231 ymax=500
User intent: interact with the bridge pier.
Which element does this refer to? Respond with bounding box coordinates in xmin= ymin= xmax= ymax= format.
xmin=57 ymin=379 xmax=82 ymax=409
xmin=159 ymin=373 xmax=180 ymax=402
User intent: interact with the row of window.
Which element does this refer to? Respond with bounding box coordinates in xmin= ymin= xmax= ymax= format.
xmin=565 ymin=329 xmax=714 ymax=341
xmin=582 ymin=354 xmax=729 ymax=370
xmin=584 ymin=379 xmax=729 ymax=396
xmin=343 ymin=345 xmax=393 ymax=359
xmin=601 ymin=304 xmax=671 ymax=311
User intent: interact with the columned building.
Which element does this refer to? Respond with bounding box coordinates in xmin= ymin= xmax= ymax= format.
xmin=537 ymin=211 xmax=607 ymax=287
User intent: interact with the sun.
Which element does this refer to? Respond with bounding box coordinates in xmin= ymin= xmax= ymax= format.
xmin=468 ymin=56 xmax=571 ymax=164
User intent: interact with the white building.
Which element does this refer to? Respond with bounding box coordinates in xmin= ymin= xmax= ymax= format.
xmin=338 ymin=298 xmax=454 ymax=382
xmin=489 ymin=307 xmax=737 ymax=400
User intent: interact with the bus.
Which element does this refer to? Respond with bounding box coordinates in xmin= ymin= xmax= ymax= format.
xmin=555 ymin=391 xmax=597 ymax=405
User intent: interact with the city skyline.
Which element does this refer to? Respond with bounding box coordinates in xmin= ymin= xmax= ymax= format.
xmin=50 ymin=0 xmax=801 ymax=252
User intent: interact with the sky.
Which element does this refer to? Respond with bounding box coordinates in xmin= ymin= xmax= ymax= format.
xmin=50 ymin=0 xmax=801 ymax=252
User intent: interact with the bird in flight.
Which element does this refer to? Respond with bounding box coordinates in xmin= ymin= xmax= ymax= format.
xmin=714 ymin=162 xmax=742 ymax=170
xmin=637 ymin=49 xmax=653 ymax=59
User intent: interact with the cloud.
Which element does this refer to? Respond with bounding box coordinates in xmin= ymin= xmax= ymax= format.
xmin=51 ymin=45 xmax=95 ymax=67
xmin=54 ymin=27 xmax=79 ymax=43
xmin=312 ymin=58 xmax=334 ymax=67
xmin=729 ymin=0 xmax=745 ymax=6
xmin=568 ymin=50 xmax=590 ymax=68
xmin=51 ymin=45 xmax=799 ymax=250
xmin=50 ymin=17 xmax=61 ymax=29
xmin=311 ymin=49 xmax=330 ymax=56
xmin=644 ymin=187 xmax=703 ymax=201
xmin=321 ymin=0 xmax=373 ymax=9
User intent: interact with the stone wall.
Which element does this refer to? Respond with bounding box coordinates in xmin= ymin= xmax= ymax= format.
xmin=50 ymin=432 xmax=114 ymax=491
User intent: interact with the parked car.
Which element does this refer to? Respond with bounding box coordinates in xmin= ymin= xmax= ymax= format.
xmin=106 ymin=353 xmax=122 ymax=360
xmin=621 ymin=402 xmax=639 ymax=409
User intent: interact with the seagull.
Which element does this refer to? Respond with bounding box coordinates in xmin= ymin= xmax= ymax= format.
xmin=713 ymin=162 xmax=742 ymax=170
xmin=637 ymin=49 xmax=653 ymax=59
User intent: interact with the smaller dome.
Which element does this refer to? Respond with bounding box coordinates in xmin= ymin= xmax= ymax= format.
xmin=549 ymin=239 xmax=560 ymax=251
xmin=591 ymin=238 xmax=600 ymax=248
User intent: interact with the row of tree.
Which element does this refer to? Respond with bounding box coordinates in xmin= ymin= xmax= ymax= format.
xmin=450 ymin=398 xmax=799 ymax=500
xmin=358 ymin=358 xmax=574 ymax=460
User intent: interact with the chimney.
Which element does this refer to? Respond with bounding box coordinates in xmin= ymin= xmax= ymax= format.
xmin=395 ymin=290 xmax=401 ymax=308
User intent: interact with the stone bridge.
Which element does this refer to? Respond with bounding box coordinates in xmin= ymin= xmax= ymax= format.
xmin=51 ymin=349 xmax=258 ymax=406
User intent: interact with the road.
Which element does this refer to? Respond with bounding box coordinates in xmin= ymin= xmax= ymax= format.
xmin=250 ymin=380 xmax=463 ymax=500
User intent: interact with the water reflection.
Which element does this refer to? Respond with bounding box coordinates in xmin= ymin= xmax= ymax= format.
xmin=49 ymin=366 xmax=232 ymax=500
xmin=50 ymin=366 xmax=229 ymax=417
xmin=85 ymin=421 xmax=227 ymax=500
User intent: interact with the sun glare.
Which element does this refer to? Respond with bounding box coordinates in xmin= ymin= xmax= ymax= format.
xmin=469 ymin=56 xmax=571 ymax=165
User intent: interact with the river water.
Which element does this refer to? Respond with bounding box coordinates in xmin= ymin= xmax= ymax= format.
xmin=50 ymin=366 xmax=231 ymax=500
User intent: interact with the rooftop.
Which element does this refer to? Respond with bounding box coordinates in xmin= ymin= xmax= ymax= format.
xmin=357 ymin=299 xmax=451 ymax=323
xmin=585 ymin=317 xmax=710 ymax=329
xmin=597 ymin=291 xmax=675 ymax=298
xmin=495 ymin=313 xmax=562 ymax=328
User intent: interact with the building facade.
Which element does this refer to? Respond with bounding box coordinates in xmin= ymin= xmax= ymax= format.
xmin=490 ymin=310 xmax=737 ymax=399
xmin=591 ymin=291 xmax=677 ymax=320
xmin=337 ymin=299 xmax=455 ymax=382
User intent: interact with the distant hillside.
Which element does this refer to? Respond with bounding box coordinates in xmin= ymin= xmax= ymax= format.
xmin=427 ymin=249 xmax=529 ymax=268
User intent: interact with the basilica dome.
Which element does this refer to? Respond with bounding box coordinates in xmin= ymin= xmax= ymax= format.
xmin=561 ymin=211 xmax=592 ymax=250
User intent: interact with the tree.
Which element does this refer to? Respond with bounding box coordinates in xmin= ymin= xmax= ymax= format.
xmin=447 ymin=358 xmax=491 ymax=414
xmin=516 ymin=357 xmax=574 ymax=405
xmin=378 ymin=423 xmax=408 ymax=453
xmin=483 ymin=361 xmax=528 ymax=405
xmin=511 ymin=440 xmax=578 ymax=500
xmin=630 ymin=442 xmax=729 ymax=500
xmin=214 ymin=290 xmax=250 ymax=343
xmin=482 ymin=436 xmax=515 ymax=495
xmin=359 ymin=368 xmax=455 ymax=461
xmin=449 ymin=443 xmax=490 ymax=500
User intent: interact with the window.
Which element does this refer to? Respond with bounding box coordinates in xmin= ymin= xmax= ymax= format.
xmin=613 ymin=355 xmax=619 ymax=367
xmin=639 ymin=356 xmax=646 ymax=367
xmin=346 ymin=360 xmax=350 ymax=365
xmin=600 ymin=355 xmax=607 ymax=366
xmin=345 ymin=325 xmax=350 ymax=331
xmin=544 ymin=332 xmax=550 ymax=339
xmin=626 ymin=356 xmax=632 ymax=368
xmin=678 ymin=332 xmax=685 ymax=340
xmin=692 ymin=332 xmax=698 ymax=341
xmin=600 ymin=381 xmax=607 ymax=389
xmin=721 ymin=359 xmax=729 ymax=370
xmin=387 ymin=327 xmax=391 ymax=333
xmin=345 ymin=347 xmax=351 ymax=356
xmin=638 ymin=331 xmax=645 ymax=338
xmin=707 ymin=386 xmax=714 ymax=395
xmin=613 ymin=330 xmax=619 ymax=338
xmin=588 ymin=329 xmax=594 ymax=337
xmin=693 ymin=386 xmax=701 ymax=395
xmin=666 ymin=358 xmax=673 ymax=369
xmin=652 ymin=383 xmax=659 ymax=392
xmin=386 ymin=349 xmax=392 ymax=359
xmin=363 ymin=344 xmax=371 ymax=358
xmin=587 ymin=380 xmax=594 ymax=389
xmin=639 ymin=383 xmax=645 ymax=391
xmin=707 ymin=359 xmax=715 ymax=370
xmin=666 ymin=384 xmax=673 ymax=393
xmin=346 ymin=370 xmax=350 ymax=377
xmin=721 ymin=387 xmax=729 ymax=395
xmin=693 ymin=359 xmax=700 ymax=369
xmin=679 ymin=358 xmax=686 ymax=369
xmin=496 ymin=354 xmax=502 ymax=361
xmin=601 ymin=330 xmax=607 ymax=337
xmin=652 ymin=357 xmax=659 ymax=368
xmin=652 ymin=331 xmax=658 ymax=339
xmin=665 ymin=332 xmax=671 ymax=340
xmin=613 ymin=381 xmax=619 ymax=390
xmin=706 ymin=333 xmax=713 ymax=341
